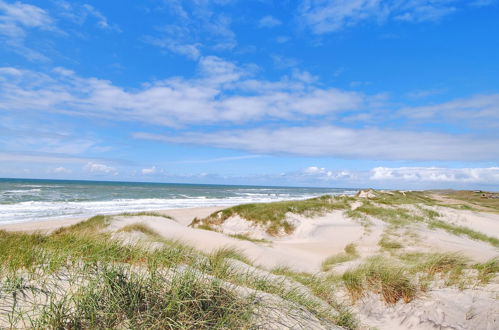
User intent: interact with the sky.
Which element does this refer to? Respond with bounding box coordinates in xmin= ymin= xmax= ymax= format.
xmin=1 ymin=0 xmax=499 ymax=190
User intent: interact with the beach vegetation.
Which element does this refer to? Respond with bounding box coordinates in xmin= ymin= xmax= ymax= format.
xmin=198 ymin=195 xmax=352 ymax=235
xmin=118 ymin=223 xmax=161 ymax=238
xmin=342 ymin=256 xmax=417 ymax=304
xmin=228 ymin=233 xmax=271 ymax=244
xmin=427 ymin=219 xmax=499 ymax=247
xmin=116 ymin=211 xmax=174 ymax=220
xmin=473 ymin=258 xmax=499 ymax=284
xmin=321 ymin=244 xmax=359 ymax=271
xmin=378 ymin=236 xmax=403 ymax=250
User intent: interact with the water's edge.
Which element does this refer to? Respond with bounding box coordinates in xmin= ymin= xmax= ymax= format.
xmin=0 ymin=178 xmax=357 ymax=224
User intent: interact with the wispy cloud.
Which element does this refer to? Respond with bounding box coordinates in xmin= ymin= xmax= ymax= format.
xmin=134 ymin=125 xmax=499 ymax=161
xmin=145 ymin=0 xmax=236 ymax=59
xmin=399 ymin=93 xmax=499 ymax=128
xmin=55 ymin=1 xmax=121 ymax=32
xmin=258 ymin=15 xmax=282 ymax=28
xmin=299 ymin=0 xmax=490 ymax=34
xmin=175 ymin=155 xmax=263 ymax=164
xmin=0 ymin=0 xmax=54 ymax=60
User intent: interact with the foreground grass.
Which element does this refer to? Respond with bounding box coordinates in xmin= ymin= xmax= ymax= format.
xmin=196 ymin=195 xmax=353 ymax=235
xmin=33 ymin=265 xmax=253 ymax=329
xmin=0 ymin=215 xmax=351 ymax=329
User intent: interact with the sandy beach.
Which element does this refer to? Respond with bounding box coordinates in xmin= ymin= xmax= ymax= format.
xmin=1 ymin=190 xmax=498 ymax=329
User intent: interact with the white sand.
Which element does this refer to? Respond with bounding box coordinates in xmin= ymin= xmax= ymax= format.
xmin=1 ymin=200 xmax=498 ymax=329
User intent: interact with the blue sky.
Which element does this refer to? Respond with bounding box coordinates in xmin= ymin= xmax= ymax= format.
xmin=1 ymin=0 xmax=498 ymax=189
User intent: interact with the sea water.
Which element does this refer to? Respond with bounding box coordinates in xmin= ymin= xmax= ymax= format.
xmin=0 ymin=178 xmax=357 ymax=224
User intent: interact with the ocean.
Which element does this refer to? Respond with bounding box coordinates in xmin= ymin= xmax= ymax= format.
xmin=0 ymin=178 xmax=357 ymax=225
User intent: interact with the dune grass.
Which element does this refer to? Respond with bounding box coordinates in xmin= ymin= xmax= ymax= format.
xmin=427 ymin=219 xmax=499 ymax=247
xmin=378 ymin=236 xmax=403 ymax=250
xmin=434 ymin=190 xmax=499 ymax=212
xmin=228 ymin=233 xmax=271 ymax=244
xmin=348 ymin=192 xmax=499 ymax=248
xmin=371 ymin=190 xmax=437 ymax=206
xmin=342 ymin=256 xmax=417 ymax=304
xmin=198 ymin=195 xmax=353 ymax=236
xmin=350 ymin=202 xmax=423 ymax=226
xmin=117 ymin=211 xmax=174 ymax=220
xmin=32 ymin=265 xmax=253 ymax=329
xmin=118 ymin=223 xmax=161 ymax=238
xmin=473 ymin=258 xmax=499 ymax=284
xmin=340 ymin=252 xmax=495 ymax=304
xmin=322 ymin=244 xmax=359 ymax=271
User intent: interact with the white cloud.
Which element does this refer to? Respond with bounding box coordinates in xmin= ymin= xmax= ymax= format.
xmin=370 ymin=167 xmax=499 ymax=183
xmin=0 ymin=0 xmax=54 ymax=60
xmin=258 ymin=15 xmax=282 ymax=28
xmin=134 ymin=125 xmax=499 ymax=161
xmin=52 ymin=166 xmax=72 ymax=174
xmin=141 ymin=166 xmax=156 ymax=175
xmin=399 ymin=93 xmax=499 ymax=128
xmin=271 ymin=55 xmax=300 ymax=69
xmin=84 ymin=162 xmax=117 ymax=175
xmin=56 ymin=1 xmax=120 ymax=32
xmin=0 ymin=58 xmax=365 ymax=126
xmin=299 ymin=0 xmax=482 ymax=34
xmin=145 ymin=0 xmax=236 ymax=59
xmin=303 ymin=166 xmax=355 ymax=180
xmin=0 ymin=0 xmax=53 ymax=35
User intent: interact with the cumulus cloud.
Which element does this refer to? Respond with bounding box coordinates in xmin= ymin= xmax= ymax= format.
xmin=299 ymin=0 xmax=490 ymax=34
xmin=141 ymin=166 xmax=157 ymax=175
xmin=84 ymin=162 xmax=117 ymax=175
xmin=134 ymin=125 xmax=499 ymax=161
xmin=52 ymin=166 xmax=72 ymax=174
xmin=370 ymin=167 xmax=499 ymax=184
xmin=303 ymin=166 xmax=355 ymax=179
xmin=0 ymin=58 xmax=365 ymax=126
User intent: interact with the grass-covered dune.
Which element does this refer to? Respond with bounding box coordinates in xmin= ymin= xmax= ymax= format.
xmin=192 ymin=195 xmax=353 ymax=235
xmin=0 ymin=214 xmax=352 ymax=329
xmin=193 ymin=190 xmax=499 ymax=248
xmin=1 ymin=190 xmax=498 ymax=329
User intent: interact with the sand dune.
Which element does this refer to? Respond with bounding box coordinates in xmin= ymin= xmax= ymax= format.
xmin=1 ymin=190 xmax=498 ymax=329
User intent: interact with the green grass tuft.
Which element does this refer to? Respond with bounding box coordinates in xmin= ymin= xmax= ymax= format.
xmin=118 ymin=223 xmax=161 ymax=238
xmin=378 ymin=236 xmax=403 ymax=250
xmin=322 ymin=244 xmax=359 ymax=271
xmin=342 ymin=256 xmax=417 ymax=304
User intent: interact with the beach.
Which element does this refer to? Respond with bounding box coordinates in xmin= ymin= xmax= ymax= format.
xmin=1 ymin=189 xmax=498 ymax=329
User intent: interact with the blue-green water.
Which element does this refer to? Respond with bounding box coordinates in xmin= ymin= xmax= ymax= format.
xmin=0 ymin=178 xmax=357 ymax=224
